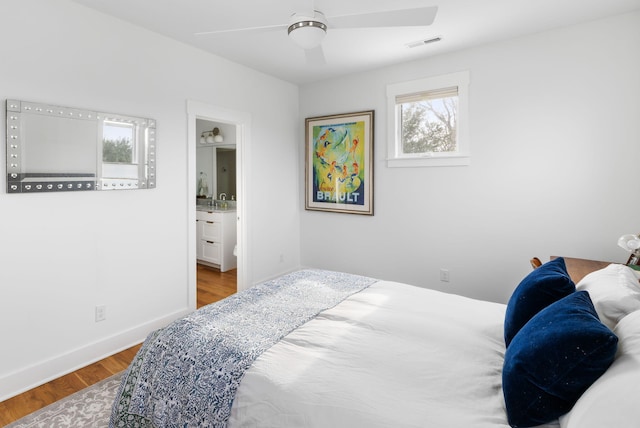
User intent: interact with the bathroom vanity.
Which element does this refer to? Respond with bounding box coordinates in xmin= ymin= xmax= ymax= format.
xmin=196 ymin=206 xmax=237 ymax=272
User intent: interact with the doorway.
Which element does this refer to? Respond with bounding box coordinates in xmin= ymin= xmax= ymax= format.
xmin=187 ymin=100 xmax=250 ymax=310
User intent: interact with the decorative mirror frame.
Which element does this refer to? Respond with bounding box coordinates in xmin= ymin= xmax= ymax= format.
xmin=6 ymin=99 xmax=156 ymax=193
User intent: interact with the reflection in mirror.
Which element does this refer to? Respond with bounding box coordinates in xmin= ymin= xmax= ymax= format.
xmin=196 ymin=118 xmax=236 ymax=202
xmin=103 ymin=121 xmax=135 ymax=163
xmin=216 ymin=147 xmax=236 ymax=199
xmin=6 ymin=99 xmax=156 ymax=193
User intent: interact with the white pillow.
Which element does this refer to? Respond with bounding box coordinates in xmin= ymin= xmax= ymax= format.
xmin=575 ymin=264 xmax=640 ymax=330
xmin=559 ymin=309 xmax=640 ymax=428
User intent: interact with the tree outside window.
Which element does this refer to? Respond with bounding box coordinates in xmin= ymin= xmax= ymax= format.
xmin=400 ymin=95 xmax=457 ymax=154
xmin=103 ymin=121 xmax=136 ymax=164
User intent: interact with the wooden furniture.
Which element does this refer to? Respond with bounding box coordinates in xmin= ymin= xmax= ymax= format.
xmin=530 ymin=257 xmax=542 ymax=269
xmin=551 ymin=256 xmax=614 ymax=283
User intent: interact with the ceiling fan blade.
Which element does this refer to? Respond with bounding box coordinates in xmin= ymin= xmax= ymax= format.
xmin=328 ymin=6 xmax=438 ymax=29
xmin=305 ymin=45 xmax=326 ymax=66
xmin=195 ymin=23 xmax=286 ymax=37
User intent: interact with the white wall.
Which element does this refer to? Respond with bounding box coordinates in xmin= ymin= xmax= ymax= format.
xmin=300 ymin=11 xmax=640 ymax=304
xmin=0 ymin=0 xmax=300 ymax=400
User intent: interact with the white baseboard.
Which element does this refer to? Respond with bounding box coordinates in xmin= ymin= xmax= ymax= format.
xmin=0 ymin=308 xmax=191 ymax=402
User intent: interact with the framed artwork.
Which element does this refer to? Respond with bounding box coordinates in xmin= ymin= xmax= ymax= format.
xmin=305 ymin=110 xmax=374 ymax=215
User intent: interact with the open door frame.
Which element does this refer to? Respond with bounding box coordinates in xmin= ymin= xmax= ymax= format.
xmin=186 ymin=100 xmax=250 ymax=309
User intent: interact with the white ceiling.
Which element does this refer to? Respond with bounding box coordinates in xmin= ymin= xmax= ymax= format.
xmin=71 ymin=0 xmax=640 ymax=85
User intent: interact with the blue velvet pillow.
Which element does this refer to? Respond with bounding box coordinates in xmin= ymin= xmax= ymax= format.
xmin=504 ymin=257 xmax=575 ymax=346
xmin=502 ymin=291 xmax=618 ymax=427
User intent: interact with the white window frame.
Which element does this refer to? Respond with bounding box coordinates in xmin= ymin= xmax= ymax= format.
xmin=386 ymin=71 xmax=470 ymax=167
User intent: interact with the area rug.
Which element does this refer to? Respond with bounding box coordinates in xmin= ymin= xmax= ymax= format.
xmin=6 ymin=372 xmax=123 ymax=428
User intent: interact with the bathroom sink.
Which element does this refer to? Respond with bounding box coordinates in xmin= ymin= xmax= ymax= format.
xmin=196 ymin=199 xmax=236 ymax=211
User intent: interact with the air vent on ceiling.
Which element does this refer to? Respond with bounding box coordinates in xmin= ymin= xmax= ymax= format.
xmin=406 ymin=36 xmax=442 ymax=48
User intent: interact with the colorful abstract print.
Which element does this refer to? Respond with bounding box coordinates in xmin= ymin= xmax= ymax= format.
xmin=312 ymin=121 xmax=366 ymax=205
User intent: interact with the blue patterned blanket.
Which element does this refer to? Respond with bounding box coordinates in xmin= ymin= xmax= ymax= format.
xmin=109 ymin=269 xmax=377 ymax=427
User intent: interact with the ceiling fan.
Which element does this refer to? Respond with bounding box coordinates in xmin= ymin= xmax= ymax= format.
xmin=195 ymin=3 xmax=438 ymax=65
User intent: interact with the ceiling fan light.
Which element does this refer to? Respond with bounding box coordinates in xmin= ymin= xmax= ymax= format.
xmin=288 ymin=12 xmax=327 ymax=49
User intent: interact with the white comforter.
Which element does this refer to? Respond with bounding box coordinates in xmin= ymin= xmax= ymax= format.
xmin=229 ymin=280 xmax=559 ymax=428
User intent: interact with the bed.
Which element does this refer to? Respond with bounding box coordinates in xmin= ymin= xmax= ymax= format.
xmin=109 ymin=260 xmax=640 ymax=428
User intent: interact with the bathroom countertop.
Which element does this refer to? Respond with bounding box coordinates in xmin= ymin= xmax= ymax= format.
xmin=196 ymin=197 xmax=237 ymax=212
xmin=196 ymin=206 xmax=236 ymax=213
xmin=196 ymin=204 xmax=236 ymax=213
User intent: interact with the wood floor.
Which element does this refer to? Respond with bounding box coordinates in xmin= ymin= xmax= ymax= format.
xmin=0 ymin=265 xmax=236 ymax=426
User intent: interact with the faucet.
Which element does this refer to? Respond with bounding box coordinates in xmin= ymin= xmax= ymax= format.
xmin=219 ymin=193 xmax=227 ymax=200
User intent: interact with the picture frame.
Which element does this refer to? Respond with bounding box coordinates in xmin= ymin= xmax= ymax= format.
xmin=305 ymin=110 xmax=374 ymax=215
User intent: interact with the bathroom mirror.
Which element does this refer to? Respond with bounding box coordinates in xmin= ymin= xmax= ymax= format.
xmin=6 ymin=99 xmax=156 ymax=193
xmin=196 ymin=118 xmax=236 ymax=201
xmin=216 ymin=147 xmax=236 ymax=199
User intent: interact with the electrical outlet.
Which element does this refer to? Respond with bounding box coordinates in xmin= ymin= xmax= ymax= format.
xmin=440 ymin=269 xmax=450 ymax=282
xmin=95 ymin=305 xmax=107 ymax=322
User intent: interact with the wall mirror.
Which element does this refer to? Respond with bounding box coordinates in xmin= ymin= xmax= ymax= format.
xmin=196 ymin=118 xmax=236 ymax=201
xmin=6 ymin=99 xmax=156 ymax=193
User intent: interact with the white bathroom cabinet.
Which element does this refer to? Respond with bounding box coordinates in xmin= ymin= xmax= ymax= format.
xmin=196 ymin=209 xmax=237 ymax=272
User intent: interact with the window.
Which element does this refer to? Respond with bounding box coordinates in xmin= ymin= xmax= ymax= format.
xmin=387 ymin=71 xmax=470 ymax=167
xmin=103 ymin=120 xmax=137 ymax=164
